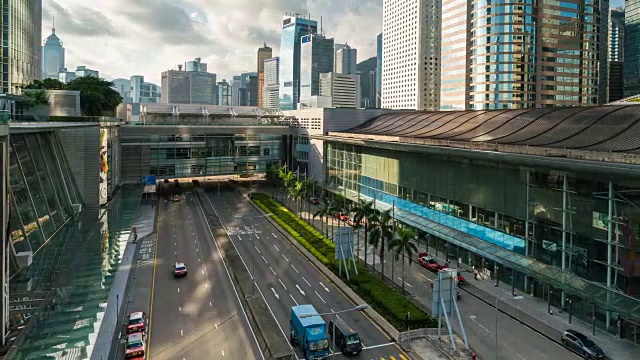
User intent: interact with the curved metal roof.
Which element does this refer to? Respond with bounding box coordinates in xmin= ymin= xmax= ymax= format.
xmin=345 ymin=106 xmax=640 ymax=153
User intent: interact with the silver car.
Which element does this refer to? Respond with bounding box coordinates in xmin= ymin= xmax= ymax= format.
xmin=561 ymin=330 xmax=604 ymax=359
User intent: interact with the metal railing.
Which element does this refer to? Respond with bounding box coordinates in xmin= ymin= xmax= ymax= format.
xmin=398 ymin=328 xmax=464 ymax=359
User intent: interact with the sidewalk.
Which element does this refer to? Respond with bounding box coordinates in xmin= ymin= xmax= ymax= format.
xmin=268 ymin=188 xmax=640 ymax=360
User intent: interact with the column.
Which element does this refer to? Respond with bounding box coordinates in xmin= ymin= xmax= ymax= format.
xmin=606 ymin=181 xmax=613 ymax=329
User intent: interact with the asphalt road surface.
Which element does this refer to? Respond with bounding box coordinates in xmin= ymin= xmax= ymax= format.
xmin=204 ymin=187 xmax=411 ymax=360
xmin=146 ymin=194 xmax=262 ymax=360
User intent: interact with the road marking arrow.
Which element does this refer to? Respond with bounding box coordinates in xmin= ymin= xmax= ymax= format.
xmin=271 ymin=287 xmax=280 ymax=299
xmin=296 ymin=285 xmax=306 ymax=296
xmin=319 ymin=282 xmax=330 ymax=292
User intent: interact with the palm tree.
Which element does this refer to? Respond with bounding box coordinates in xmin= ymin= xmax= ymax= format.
xmin=368 ymin=208 xmax=394 ymax=279
xmin=388 ymin=227 xmax=418 ymax=292
xmin=299 ymin=178 xmax=314 ymax=222
xmin=278 ymin=166 xmax=296 ymax=205
xmin=313 ymin=197 xmax=339 ymax=239
xmin=352 ymin=199 xmax=375 ymax=266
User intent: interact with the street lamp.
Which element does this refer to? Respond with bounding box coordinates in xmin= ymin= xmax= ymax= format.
xmin=234 ymin=213 xmax=273 ymax=298
xmin=495 ymin=296 xmax=523 ymax=360
xmin=299 ymin=304 xmax=368 ymax=356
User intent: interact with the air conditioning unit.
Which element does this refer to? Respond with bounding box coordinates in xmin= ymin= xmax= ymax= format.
xmin=72 ymin=204 xmax=83 ymax=214
xmin=15 ymin=251 xmax=33 ymax=268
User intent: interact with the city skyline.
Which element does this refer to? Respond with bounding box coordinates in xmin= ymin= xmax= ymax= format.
xmin=41 ymin=0 xmax=384 ymax=85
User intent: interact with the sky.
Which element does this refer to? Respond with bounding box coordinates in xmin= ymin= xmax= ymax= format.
xmin=42 ymin=0 xmax=383 ymax=85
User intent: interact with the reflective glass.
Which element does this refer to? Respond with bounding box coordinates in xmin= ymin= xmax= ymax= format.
xmin=26 ymin=134 xmax=62 ymax=227
xmin=36 ymin=133 xmax=70 ymax=220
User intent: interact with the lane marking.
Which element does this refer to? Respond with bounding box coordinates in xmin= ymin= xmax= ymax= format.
xmin=215 ymin=323 xmax=218 ymax=329
xmin=262 ymin=255 xmax=268 ymax=264
xmin=273 ymin=244 xmax=280 ymax=252
xmin=222 ymin=350 xmax=225 ymax=357
xmin=272 ymin=232 xmax=277 ymax=237
xmin=271 ymin=287 xmax=280 ymax=299
xmin=255 ymin=246 xmax=261 ymax=254
xmin=209 ymin=301 xmax=212 ymax=306
xmin=270 ymin=267 xmax=277 ymax=276
xmin=289 ymin=293 xmax=299 ymax=305
xmin=419 ymin=273 xmax=428 ymax=279
xmin=178 ymin=306 xmax=182 ymax=312
xmin=319 ymin=282 xmax=330 ymax=292
xmin=205 ymin=283 xmax=208 ymax=288
xmin=180 ymin=329 xmax=184 ymax=337
xmin=237 ymin=235 xmax=242 ymax=241
xmin=202 ymin=270 xmax=205 ymax=274
xmin=177 ymin=288 xmax=180 ymax=293
xmin=255 ymin=235 xmax=260 ymax=239
xmin=295 ymin=284 xmax=306 ymax=296
xmin=315 ymin=291 xmax=326 ymax=304
xmin=198 ymin=258 xmax=201 ymax=262
xmin=362 ymin=342 xmax=395 ymax=350
xmin=175 ymin=242 xmax=177 ymax=246
xmin=291 ymin=264 xmax=299 ymax=273
xmin=282 ymin=254 xmax=289 ymax=262
xmin=146 ymin=216 xmax=160 ymax=357
xmin=303 ymin=277 xmax=311 ymax=287
xmin=398 ymin=278 xmax=413 ymax=288
xmin=279 ymin=279 xmax=287 ymax=290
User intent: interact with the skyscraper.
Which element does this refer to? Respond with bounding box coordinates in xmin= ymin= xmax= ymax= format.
xmin=279 ymin=15 xmax=318 ymax=110
xmin=263 ymin=57 xmax=280 ymax=109
xmin=335 ymin=45 xmax=357 ymax=75
xmin=376 ymin=33 xmax=382 ymax=108
xmin=257 ymin=43 xmax=272 ymax=108
xmin=0 ymin=0 xmax=42 ymax=93
xmin=161 ymin=60 xmax=217 ymax=105
xmin=625 ymin=0 xmax=640 ymax=96
xmin=381 ymin=0 xmax=440 ymax=110
xmin=299 ymin=33 xmax=334 ymax=107
xmin=42 ymin=22 xmax=65 ymax=79
xmin=609 ymin=8 xmax=625 ymax=102
xmin=185 ymin=58 xmax=207 ymax=72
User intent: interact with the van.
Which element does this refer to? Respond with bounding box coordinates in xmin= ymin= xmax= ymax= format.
xmin=328 ymin=318 xmax=363 ymax=355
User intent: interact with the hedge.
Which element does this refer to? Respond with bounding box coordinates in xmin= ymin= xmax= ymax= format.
xmin=251 ymin=193 xmax=437 ymax=330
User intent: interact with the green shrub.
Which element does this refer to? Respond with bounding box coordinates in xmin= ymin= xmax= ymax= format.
xmin=251 ymin=193 xmax=436 ymax=330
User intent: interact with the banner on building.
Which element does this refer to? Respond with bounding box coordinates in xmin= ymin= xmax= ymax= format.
xmin=99 ymin=129 xmax=109 ymax=205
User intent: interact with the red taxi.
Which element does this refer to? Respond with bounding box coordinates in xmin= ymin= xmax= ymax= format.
xmin=125 ymin=311 xmax=147 ymax=334
xmin=417 ymin=252 xmax=447 ymax=273
xmin=124 ymin=332 xmax=146 ymax=359
xmin=172 ymin=262 xmax=188 ymax=278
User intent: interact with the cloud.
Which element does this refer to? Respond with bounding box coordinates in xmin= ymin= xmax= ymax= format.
xmin=43 ymin=0 xmax=382 ymax=85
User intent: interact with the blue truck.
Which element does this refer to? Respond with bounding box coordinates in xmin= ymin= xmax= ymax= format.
xmin=290 ymin=304 xmax=330 ymax=360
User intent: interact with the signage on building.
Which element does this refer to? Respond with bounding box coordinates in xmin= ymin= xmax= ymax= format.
xmin=99 ymin=129 xmax=109 ymax=205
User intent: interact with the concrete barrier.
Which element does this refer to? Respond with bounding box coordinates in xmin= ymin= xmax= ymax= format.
xmin=195 ymin=189 xmax=294 ymax=360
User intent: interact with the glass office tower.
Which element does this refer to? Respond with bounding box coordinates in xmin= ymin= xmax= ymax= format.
xmin=279 ymin=15 xmax=318 ymax=110
xmin=625 ymin=0 xmax=640 ymax=96
xmin=299 ymin=33 xmax=334 ymax=105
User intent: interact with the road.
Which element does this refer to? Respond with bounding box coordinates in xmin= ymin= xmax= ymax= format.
xmin=276 ymin=192 xmax=582 ymax=360
xmin=146 ymin=194 xmax=262 ymax=360
xmin=204 ymin=186 xmax=411 ymax=359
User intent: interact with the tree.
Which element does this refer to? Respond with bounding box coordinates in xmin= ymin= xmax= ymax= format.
xmin=368 ymin=208 xmax=394 ymax=279
xmin=24 ymin=78 xmax=64 ymax=90
xmin=16 ymin=90 xmax=49 ymax=111
xmin=352 ymin=199 xmax=375 ymax=266
xmin=388 ymin=227 xmax=418 ymax=292
xmin=63 ymin=76 xmax=123 ymax=116
xmin=313 ymin=197 xmax=339 ymax=239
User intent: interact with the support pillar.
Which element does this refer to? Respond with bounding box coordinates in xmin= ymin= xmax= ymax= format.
xmin=524 ymin=170 xmax=531 ymax=292
xmin=561 ymin=175 xmax=568 ymax=307
xmin=606 ymin=181 xmax=614 ymax=329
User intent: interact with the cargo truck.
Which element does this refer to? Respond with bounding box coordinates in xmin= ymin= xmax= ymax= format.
xmin=290 ymin=304 xmax=330 ymax=359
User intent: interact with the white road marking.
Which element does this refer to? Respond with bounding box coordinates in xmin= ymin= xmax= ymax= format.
xmin=262 ymin=255 xmax=268 ymax=264
xmin=198 ymin=258 xmax=201 ymax=262
xmin=215 ymin=323 xmax=218 ymax=329
xmin=271 ymin=287 xmax=280 ymax=299
xmin=178 ymin=306 xmax=182 ymax=312
xmin=303 ymin=277 xmax=311 ymax=287
xmin=255 ymin=235 xmax=260 ymax=239
xmin=289 ymin=293 xmax=299 ymax=305
xmin=362 ymin=342 xmax=395 ymax=350
xmin=315 ymin=291 xmax=327 ymax=304
xmin=419 ymin=273 xmax=428 ymax=279
xmin=178 ymin=288 xmax=180 ymax=293
xmin=469 ymin=316 xmax=491 ymax=333
xmin=270 ymin=267 xmax=277 ymax=276
xmin=202 ymin=270 xmax=205 ymax=274
xmin=196 ymin=248 xmax=199 ymax=252
xmin=180 ymin=329 xmax=183 ymax=336
xmin=279 ymin=279 xmax=287 ymax=290
xmin=273 ymin=244 xmax=280 ymax=252
xmin=174 ymin=242 xmax=177 ymax=246
xmin=282 ymin=254 xmax=289 ymax=262
xmin=221 ymin=350 xmax=225 ymax=357
xmin=272 ymin=233 xmax=277 ymax=237
xmin=291 ymin=264 xmax=299 ymax=273
xmin=319 ymin=282 xmax=330 ymax=292
xmin=209 ymin=301 xmax=212 ymax=306
xmin=398 ymin=278 xmax=413 ymax=287
xmin=296 ymin=285 xmax=306 ymax=296
xmin=237 ymin=235 xmax=242 ymax=241
xmin=205 ymin=283 xmax=208 ymax=288
xmin=255 ymin=246 xmax=261 ymax=254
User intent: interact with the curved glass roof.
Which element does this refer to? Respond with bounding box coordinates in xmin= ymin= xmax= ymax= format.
xmin=346 ymin=105 xmax=640 ymax=153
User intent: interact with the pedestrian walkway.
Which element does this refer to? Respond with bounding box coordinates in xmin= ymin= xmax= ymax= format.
xmin=268 ymin=188 xmax=640 ymax=360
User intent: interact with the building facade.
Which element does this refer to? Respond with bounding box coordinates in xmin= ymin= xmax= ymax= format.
xmin=382 ymin=0 xmax=440 ymax=110
xmin=625 ymin=0 xmax=640 ymax=96
xmin=41 ymin=25 xmax=64 ymax=80
xmin=75 ymin=66 xmax=99 ymax=78
xmin=279 ymin=15 xmax=318 ymax=110
xmin=263 ymin=57 xmax=280 ymax=109
xmin=257 ymin=44 xmax=273 ymax=108
xmin=161 ymin=69 xmax=217 ymax=105
xmin=376 ymin=33 xmax=382 ymax=108
xmin=299 ymin=33 xmax=335 ymax=107
xmin=58 ymin=68 xmax=76 ymax=84
xmin=610 ymin=8 xmax=625 ymax=102
xmin=217 ymin=80 xmax=231 ymax=106
xmin=185 ymin=57 xmax=207 ymax=72
xmin=0 ymin=0 xmax=42 ymax=94
xmin=131 ymin=75 xmax=161 ymax=103
xmin=319 ymin=72 xmax=360 ymax=108
xmin=335 ymin=45 xmax=357 ymax=75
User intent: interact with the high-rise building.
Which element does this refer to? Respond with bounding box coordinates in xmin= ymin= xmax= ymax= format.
xmin=257 ymin=43 xmax=273 ymax=108
xmin=333 ymin=43 xmax=346 ymax=71
xmin=58 ymin=68 xmax=76 ymax=84
xmin=161 ymin=61 xmax=217 ymax=105
xmin=131 ymin=76 xmax=161 ymax=103
xmin=381 ymin=0 xmax=440 ymax=110
xmin=240 ymin=74 xmax=258 ymax=106
xmin=76 ymin=66 xmax=99 ymax=78
xmin=279 ymin=14 xmax=318 ymax=110
xmin=231 ymin=76 xmax=242 ymax=106
xmin=299 ymin=33 xmax=334 ymax=107
xmin=217 ymin=79 xmax=231 ymax=106
xmin=610 ymin=8 xmax=625 ymax=102
xmin=263 ymin=57 xmax=280 ymax=109
xmin=625 ymin=0 xmax=640 ymax=96
xmin=0 ymin=0 xmax=42 ymax=93
xmin=319 ymin=72 xmax=360 ymax=108
xmin=42 ymin=22 xmax=65 ymax=80
xmin=335 ymin=45 xmax=357 ymax=75
xmin=376 ymin=33 xmax=382 ymax=108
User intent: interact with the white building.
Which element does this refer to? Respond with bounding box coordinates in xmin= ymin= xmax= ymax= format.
xmin=58 ymin=67 xmax=76 ymax=83
xmin=381 ymin=0 xmax=440 ymax=110
xmin=319 ymin=72 xmax=360 ymax=108
xmin=112 ymin=76 xmax=161 ymax=104
xmin=335 ymin=45 xmax=357 ymax=75
xmin=75 ymin=65 xmax=99 ymax=78
xmin=263 ymin=57 xmax=280 ymax=109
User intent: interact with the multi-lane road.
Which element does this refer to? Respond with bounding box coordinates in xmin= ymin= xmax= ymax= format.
xmin=203 ymin=186 xmax=411 ymax=359
xmin=146 ymin=194 xmax=262 ymax=359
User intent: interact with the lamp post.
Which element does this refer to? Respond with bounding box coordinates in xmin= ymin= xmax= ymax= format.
xmin=234 ymin=213 xmax=273 ymax=298
xmin=495 ymin=295 xmax=523 ymax=360
xmin=299 ymin=304 xmax=368 ymax=357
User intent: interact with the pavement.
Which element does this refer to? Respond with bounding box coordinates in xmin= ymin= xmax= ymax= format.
xmin=203 ymin=185 xmax=413 ymax=360
xmin=270 ymin=188 xmax=640 ymax=360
